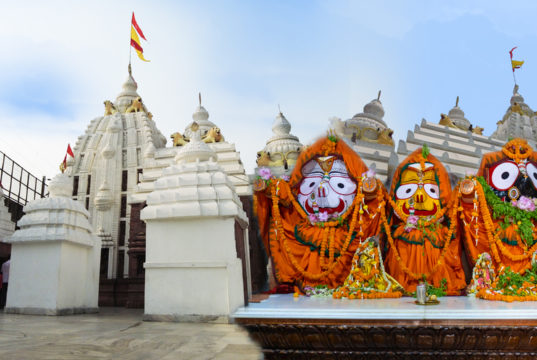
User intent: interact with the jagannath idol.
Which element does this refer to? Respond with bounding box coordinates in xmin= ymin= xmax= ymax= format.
xmin=382 ymin=146 xmax=466 ymax=294
xmin=254 ymin=134 xmax=386 ymax=291
xmin=458 ymin=138 xmax=537 ymax=301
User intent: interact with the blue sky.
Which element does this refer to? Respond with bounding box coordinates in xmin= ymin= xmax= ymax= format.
xmin=1 ymin=1 xmax=537 ymax=179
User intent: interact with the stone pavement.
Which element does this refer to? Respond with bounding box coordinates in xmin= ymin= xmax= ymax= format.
xmin=0 ymin=307 xmax=263 ymax=359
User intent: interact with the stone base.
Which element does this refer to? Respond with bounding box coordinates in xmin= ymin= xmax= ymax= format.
xmin=5 ymin=307 xmax=99 ymax=316
xmin=143 ymin=313 xmax=230 ymax=323
xmin=234 ymin=294 xmax=537 ymax=359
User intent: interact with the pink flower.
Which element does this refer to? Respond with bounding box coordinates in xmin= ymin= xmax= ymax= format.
xmin=318 ymin=212 xmax=329 ymax=222
xmin=517 ymin=196 xmax=536 ymax=211
xmin=309 ymin=214 xmax=318 ymax=223
xmin=258 ymin=167 xmax=272 ymax=180
xmin=407 ymin=215 xmax=419 ymax=225
xmin=280 ymin=174 xmax=290 ymax=181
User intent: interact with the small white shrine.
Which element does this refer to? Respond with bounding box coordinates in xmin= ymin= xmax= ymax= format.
xmin=5 ymin=173 xmax=101 ymax=315
xmin=142 ymin=122 xmax=249 ymax=321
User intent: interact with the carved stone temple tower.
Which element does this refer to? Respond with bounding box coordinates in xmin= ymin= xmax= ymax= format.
xmin=68 ymin=66 xmax=167 ymax=304
xmin=329 ymin=93 xmax=395 ymax=184
xmin=492 ymin=84 xmax=537 ymax=147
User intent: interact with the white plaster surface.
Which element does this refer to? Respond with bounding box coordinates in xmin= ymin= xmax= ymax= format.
xmin=234 ymin=294 xmax=537 ymax=320
xmin=5 ymin=173 xmax=101 ymax=314
xmin=143 ymin=135 xmax=247 ymax=319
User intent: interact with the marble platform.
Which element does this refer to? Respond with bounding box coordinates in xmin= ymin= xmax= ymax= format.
xmin=234 ymin=293 xmax=537 ymax=320
xmin=234 ymin=294 xmax=537 ymax=359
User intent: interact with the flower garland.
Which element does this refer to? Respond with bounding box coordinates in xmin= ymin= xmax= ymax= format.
xmin=270 ymin=178 xmax=384 ymax=281
xmin=475 ymin=265 xmax=537 ymax=302
xmin=501 ymin=138 xmax=533 ymax=164
xmin=380 ymin=193 xmax=458 ymax=281
xmin=469 ymin=177 xmax=537 ymax=274
xmin=386 ymin=195 xmax=447 ymax=229
xmin=476 ymin=177 xmax=537 ymax=245
xmin=332 ymin=240 xmax=403 ymax=299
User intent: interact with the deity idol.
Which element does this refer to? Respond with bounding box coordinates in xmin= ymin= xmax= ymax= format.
xmin=382 ymin=147 xmax=466 ymax=293
xmin=459 ymin=138 xmax=537 ymax=275
xmin=254 ymin=135 xmax=385 ymax=289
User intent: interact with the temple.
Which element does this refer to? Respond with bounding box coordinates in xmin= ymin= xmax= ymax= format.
xmin=4 ymin=62 xmax=537 ymax=356
xmin=36 ymin=71 xmax=537 ymax=304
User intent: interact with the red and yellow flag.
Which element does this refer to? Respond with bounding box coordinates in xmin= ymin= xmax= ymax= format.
xmin=509 ymin=47 xmax=524 ymax=72
xmin=59 ymin=155 xmax=67 ymax=173
xmin=131 ymin=12 xmax=150 ymax=62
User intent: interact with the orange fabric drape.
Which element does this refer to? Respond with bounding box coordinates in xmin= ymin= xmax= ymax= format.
xmin=255 ymin=137 xmax=385 ymax=288
xmin=383 ymin=149 xmax=466 ymax=293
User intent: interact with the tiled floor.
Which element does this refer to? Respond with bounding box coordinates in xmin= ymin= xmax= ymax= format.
xmin=0 ymin=308 xmax=262 ymax=360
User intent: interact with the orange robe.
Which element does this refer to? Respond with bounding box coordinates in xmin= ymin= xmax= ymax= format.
xmin=461 ymin=203 xmax=536 ymax=274
xmin=383 ymin=149 xmax=466 ymax=293
xmin=255 ymin=137 xmax=384 ymax=289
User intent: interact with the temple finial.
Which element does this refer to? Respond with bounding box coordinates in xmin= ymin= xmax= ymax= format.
xmin=377 ymin=90 xmax=381 ymax=101
xmin=278 ymin=104 xmax=282 ymax=115
xmin=198 ymin=92 xmax=202 ymax=106
xmin=514 ymin=84 xmax=519 ymax=95
xmin=128 ymin=63 xmax=132 ymax=76
xmin=455 ymin=96 xmax=459 ymax=107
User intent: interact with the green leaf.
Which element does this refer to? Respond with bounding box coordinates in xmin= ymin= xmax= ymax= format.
xmin=422 ymin=144 xmax=430 ymax=159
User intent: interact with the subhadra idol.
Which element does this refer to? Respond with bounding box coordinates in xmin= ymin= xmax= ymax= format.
xmin=254 ymin=135 xmax=385 ymax=290
xmin=383 ymin=146 xmax=466 ymax=294
xmin=459 ymin=138 xmax=537 ymax=301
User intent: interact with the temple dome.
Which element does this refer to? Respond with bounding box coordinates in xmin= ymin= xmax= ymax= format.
xmin=271 ymin=112 xmax=292 ymax=136
xmin=362 ymin=99 xmax=385 ymax=121
xmin=175 ymin=123 xmax=216 ymax=163
xmin=347 ymin=93 xmax=387 ymax=130
xmin=115 ymin=65 xmax=141 ymax=112
xmin=447 ymin=98 xmax=470 ymax=129
xmin=184 ymin=101 xmax=217 ymax=138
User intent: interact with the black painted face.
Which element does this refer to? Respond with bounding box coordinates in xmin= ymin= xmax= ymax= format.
xmin=488 ymin=159 xmax=537 ymax=200
xmin=514 ymin=175 xmax=537 ymax=199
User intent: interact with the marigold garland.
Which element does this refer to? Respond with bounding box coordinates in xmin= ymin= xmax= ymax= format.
xmin=270 ymin=178 xmax=384 ymax=281
xmin=381 ymin=193 xmax=458 ymax=281
xmin=475 ymin=265 xmax=537 ymax=302
xmin=501 ymin=138 xmax=533 ymax=164
xmin=468 ymin=177 xmax=537 ymax=274
xmin=386 ymin=194 xmax=447 ymax=228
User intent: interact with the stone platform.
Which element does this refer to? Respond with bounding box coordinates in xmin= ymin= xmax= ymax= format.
xmin=0 ymin=307 xmax=262 ymax=359
xmin=234 ymin=294 xmax=537 ymax=359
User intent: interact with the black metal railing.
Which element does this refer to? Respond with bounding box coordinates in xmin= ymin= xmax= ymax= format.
xmin=0 ymin=150 xmax=47 ymax=206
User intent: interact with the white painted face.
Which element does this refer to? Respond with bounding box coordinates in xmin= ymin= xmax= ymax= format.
xmin=297 ymin=158 xmax=357 ymax=221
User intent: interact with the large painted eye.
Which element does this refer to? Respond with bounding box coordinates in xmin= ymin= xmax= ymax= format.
xmin=490 ymin=161 xmax=519 ymax=190
xmin=395 ymin=184 xmax=418 ymax=200
xmin=328 ymin=176 xmax=357 ymax=195
xmin=424 ymin=184 xmax=440 ymax=199
xmin=299 ymin=176 xmax=322 ymax=195
xmin=526 ymin=163 xmax=537 ymax=189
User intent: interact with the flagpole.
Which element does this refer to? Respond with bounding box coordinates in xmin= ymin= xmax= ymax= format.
xmin=512 ymin=70 xmax=517 ymax=86
xmin=129 ymin=12 xmax=132 ymax=67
